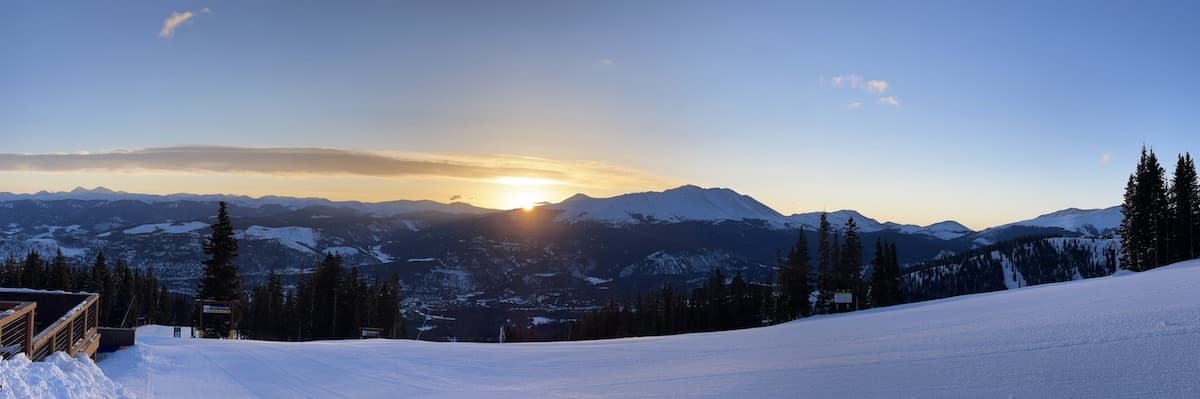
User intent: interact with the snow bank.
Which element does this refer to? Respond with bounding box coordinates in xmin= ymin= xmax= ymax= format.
xmin=100 ymin=259 xmax=1200 ymax=398
xmin=0 ymin=353 xmax=134 ymax=399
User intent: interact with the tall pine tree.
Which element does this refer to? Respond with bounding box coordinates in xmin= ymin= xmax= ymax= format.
xmin=1169 ymin=153 xmax=1199 ymax=262
xmin=1120 ymin=147 xmax=1172 ymax=271
xmin=815 ymin=213 xmax=833 ymax=314
xmin=197 ymin=202 xmax=244 ymax=301
xmin=778 ymin=229 xmax=811 ymax=319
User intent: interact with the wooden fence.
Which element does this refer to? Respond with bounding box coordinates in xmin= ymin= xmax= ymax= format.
xmin=0 ymin=291 xmax=100 ymax=361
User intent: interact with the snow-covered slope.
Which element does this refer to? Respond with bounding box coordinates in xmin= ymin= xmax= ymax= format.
xmin=993 ymin=206 xmax=1121 ymax=236
xmin=100 ymin=260 xmax=1200 ymax=398
xmin=548 ymin=185 xmax=788 ymax=225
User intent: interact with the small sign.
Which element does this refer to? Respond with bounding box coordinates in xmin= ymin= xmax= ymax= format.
xmin=361 ymin=328 xmax=383 ymax=339
xmin=202 ymin=304 xmax=232 ymax=314
xmin=833 ymin=292 xmax=853 ymax=304
xmin=173 ymin=326 xmax=182 ymax=338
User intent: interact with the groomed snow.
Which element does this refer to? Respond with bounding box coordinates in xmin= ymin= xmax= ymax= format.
xmin=96 ymin=259 xmax=1200 ymax=398
xmin=237 ymin=226 xmax=319 ymax=253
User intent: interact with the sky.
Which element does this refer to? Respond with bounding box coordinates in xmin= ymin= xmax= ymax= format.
xmin=3 ymin=1 xmax=1200 ymax=229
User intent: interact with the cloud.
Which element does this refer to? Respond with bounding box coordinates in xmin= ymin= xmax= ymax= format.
xmin=159 ymin=10 xmax=202 ymax=39
xmin=1102 ymin=153 xmax=1113 ymax=165
xmin=0 ymin=146 xmax=674 ymax=190
xmin=826 ymin=74 xmax=899 ymax=107
xmin=827 ymin=74 xmax=863 ymax=89
xmin=847 ymin=101 xmax=862 ymax=108
xmin=599 ymin=59 xmax=614 ymax=65
xmin=449 ymin=195 xmax=462 ymax=201
xmin=864 ymin=80 xmax=889 ymax=94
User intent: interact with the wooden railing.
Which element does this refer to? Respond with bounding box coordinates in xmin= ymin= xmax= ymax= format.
xmin=0 ymin=301 xmax=36 ymax=359
xmin=30 ymin=293 xmax=100 ymax=361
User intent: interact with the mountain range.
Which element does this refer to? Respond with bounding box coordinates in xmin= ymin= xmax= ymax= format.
xmin=0 ymin=185 xmax=1121 ymax=339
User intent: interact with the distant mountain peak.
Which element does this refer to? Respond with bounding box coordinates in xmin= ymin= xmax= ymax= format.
xmin=547 ymin=185 xmax=785 ymax=225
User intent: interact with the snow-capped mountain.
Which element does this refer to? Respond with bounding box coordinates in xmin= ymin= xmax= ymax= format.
xmin=545 ymin=185 xmax=978 ymax=240
xmin=787 ymin=210 xmax=889 ymax=232
xmin=994 ymin=206 xmax=1122 ymax=236
xmin=888 ymin=220 xmax=975 ymax=240
xmin=547 ymin=185 xmax=787 ymax=225
xmin=966 ymin=206 xmax=1123 ymax=245
xmin=0 ymin=187 xmax=493 ymax=217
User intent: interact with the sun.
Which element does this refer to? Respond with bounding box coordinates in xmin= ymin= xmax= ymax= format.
xmin=504 ymin=191 xmax=541 ymax=211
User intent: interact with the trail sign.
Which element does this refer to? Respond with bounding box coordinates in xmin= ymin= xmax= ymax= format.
xmin=833 ymin=292 xmax=853 ymax=304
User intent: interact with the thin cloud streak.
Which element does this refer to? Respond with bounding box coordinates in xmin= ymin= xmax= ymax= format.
xmin=0 ymin=146 xmax=673 ymax=190
xmin=159 ymin=11 xmax=195 ymax=39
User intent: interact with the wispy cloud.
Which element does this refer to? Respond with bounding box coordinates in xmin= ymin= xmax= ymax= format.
xmin=0 ymin=146 xmax=674 ymax=190
xmin=864 ymin=80 xmax=889 ymax=94
xmin=1102 ymin=152 xmax=1113 ymax=165
xmin=848 ymin=101 xmax=862 ymax=108
xmin=449 ymin=195 xmax=462 ymax=201
xmin=599 ymin=59 xmax=614 ymax=66
xmin=159 ymin=10 xmax=206 ymax=39
xmin=825 ymin=74 xmax=899 ymax=107
xmin=878 ymin=96 xmax=901 ymax=107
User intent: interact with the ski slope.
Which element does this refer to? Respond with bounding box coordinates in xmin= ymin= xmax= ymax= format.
xmin=100 ymin=261 xmax=1200 ymax=398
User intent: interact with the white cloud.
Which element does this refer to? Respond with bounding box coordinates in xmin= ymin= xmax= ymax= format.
xmin=848 ymin=101 xmax=862 ymax=108
xmin=201 ymin=8 xmax=211 ymax=14
xmin=828 ymin=74 xmax=863 ymax=89
xmin=879 ymin=96 xmax=901 ymax=107
xmin=864 ymin=80 xmax=889 ymax=94
xmin=159 ymin=10 xmax=199 ymax=39
xmin=599 ymin=59 xmax=614 ymax=65
xmin=1102 ymin=153 xmax=1113 ymax=165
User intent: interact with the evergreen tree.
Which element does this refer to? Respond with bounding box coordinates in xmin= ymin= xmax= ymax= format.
xmin=1121 ymin=147 xmax=1173 ymax=271
xmin=21 ymin=251 xmax=44 ymax=289
xmin=869 ymin=240 xmax=903 ymax=307
xmin=197 ymin=202 xmax=243 ymax=301
xmin=47 ymin=249 xmax=74 ymax=291
xmin=838 ymin=218 xmax=864 ymax=311
xmin=778 ymin=229 xmax=811 ymax=319
xmin=816 ymin=213 xmax=833 ymax=314
xmin=1169 ymin=153 xmax=1199 ymax=262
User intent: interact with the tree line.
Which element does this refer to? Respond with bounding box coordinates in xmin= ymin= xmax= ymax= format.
xmin=196 ymin=202 xmax=407 ymax=341
xmin=0 ymin=250 xmax=190 ymax=328
xmin=1120 ymin=148 xmax=1200 ymax=271
xmin=562 ymin=213 xmax=905 ymax=341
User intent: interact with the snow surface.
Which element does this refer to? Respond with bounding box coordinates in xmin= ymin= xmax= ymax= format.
xmin=0 ymin=353 xmax=134 ymax=399
xmin=99 ymin=260 xmax=1200 ymax=398
xmin=122 ymin=222 xmax=209 ymax=235
xmin=237 ymin=226 xmax=318 ymax=253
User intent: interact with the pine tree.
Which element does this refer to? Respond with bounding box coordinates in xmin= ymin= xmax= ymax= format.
xmin=1121 ymin=147 xmax=1173 ymax=271
xmin=778 ymin=229 xmax=811 ymax=319
xmin=839 ymin=217 xmax=863 ymax=310
xmin=816 ymin=213 xmax=833 ymax=314
xmin=47 ymin=249 xmax=73 ymax=291
xmin=197 ymin=202 xmax=243 ymax=301
xmin=1169 ymin=153 xmax=1199 ymax=262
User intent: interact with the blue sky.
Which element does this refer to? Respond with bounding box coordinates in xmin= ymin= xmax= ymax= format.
xmin=3 ymin=1 xmax=1199 ymax=228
